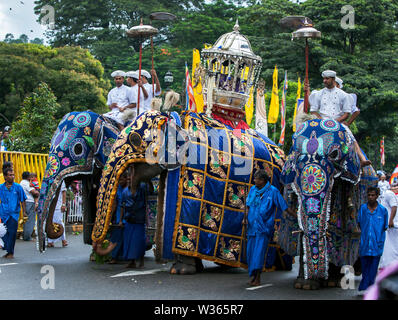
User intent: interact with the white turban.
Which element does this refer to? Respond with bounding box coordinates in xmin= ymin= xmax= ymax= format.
xmin=321 ymin=70 xmax=336 ymax=78
xmin=137 ymin=69 xmax=151 ymax=79
xmin=126 ymin=71 xmax=139 ymax=80
xmin=111 ymin=70 xmax=126 ymax=78
xmin=335 ymin=76 xmax=343 ymax=88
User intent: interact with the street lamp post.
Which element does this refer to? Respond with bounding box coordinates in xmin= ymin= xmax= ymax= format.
xmin=164 ymin=70 xmax=174 ymax=91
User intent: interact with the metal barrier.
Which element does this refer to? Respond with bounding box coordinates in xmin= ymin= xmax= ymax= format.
xmin=67 ymin=193 xmax=83 ymax=224
xmin=0 ymin=151 xmax=48 ymax=184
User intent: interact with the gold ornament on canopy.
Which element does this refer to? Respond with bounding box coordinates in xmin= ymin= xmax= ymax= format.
xmin=200 ymin=19 xmax=262 ymax=119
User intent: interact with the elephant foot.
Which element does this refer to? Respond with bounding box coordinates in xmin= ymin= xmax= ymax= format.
xmin=169 ymin=262 xmax=196 ymax=275
xmin=170 ymin=256 xmax=200 ymax=275
xmin=327 ymin=277 xmax=342 ymax=288
xmin=302 ymin=279 xmax=321 ymax=290
xmin=294 ymin=277 xmax=304 ymax=289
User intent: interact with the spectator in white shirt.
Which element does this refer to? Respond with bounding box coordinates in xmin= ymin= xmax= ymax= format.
xmin=20 ymin=171 xmax=39 ymax=241
xmin=378 ymin=186 xmax=398 ymax=269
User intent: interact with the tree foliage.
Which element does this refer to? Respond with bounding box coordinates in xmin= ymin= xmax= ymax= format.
xmin=7 ymin=82 xmax=60 ymax=153
xmin=0 ymin=42 xmax=110 ymax=127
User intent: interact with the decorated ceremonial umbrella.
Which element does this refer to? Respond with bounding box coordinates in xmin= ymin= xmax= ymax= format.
xmin=127 ymin=20 xmax=158 ymax=114
xmin=149 ymin=12 xmax=177 ymax=97
xmin=280 ymin=16 xmax=321 ymax=113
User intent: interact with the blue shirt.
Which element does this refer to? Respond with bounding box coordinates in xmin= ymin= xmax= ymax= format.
xmin=115 ymin=185 xmax=125 ymax=224
xmin=122 ymin=183 xmax=146 ymax=224
xmin=357 ymin=203 xmax=388 ymax=257
xmin=246 ymin=182 xmax=288 ymax=237
xmin=0 ymin=183 xmax=27 ymax=223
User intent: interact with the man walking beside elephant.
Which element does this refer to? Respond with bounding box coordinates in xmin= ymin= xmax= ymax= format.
xmin=245 ymin=170 xmax=292 ymax=286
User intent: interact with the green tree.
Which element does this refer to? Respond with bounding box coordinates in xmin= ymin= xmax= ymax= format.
xmin=7 ymin=82 xmax=60 ymax=153
xmin=0 ymin=42 xmax=111 ymax=127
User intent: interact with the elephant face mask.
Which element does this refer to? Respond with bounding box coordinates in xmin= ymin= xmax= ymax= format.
xmin=37 ymin=111 xmax=119 ymax=251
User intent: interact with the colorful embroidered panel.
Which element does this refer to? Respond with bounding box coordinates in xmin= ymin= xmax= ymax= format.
xmin=172 ymin=112 xmax=286 ymax=267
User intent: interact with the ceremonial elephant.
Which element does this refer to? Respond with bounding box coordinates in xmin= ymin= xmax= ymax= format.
xmin=37 ymin=111 xmax=120 ymax=252
xmin=92 ymin=110 xmax=294 ymax=274
xmin=280 ymin=118 xmax=378 ymax=289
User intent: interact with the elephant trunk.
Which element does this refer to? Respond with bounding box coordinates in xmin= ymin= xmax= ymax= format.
xmin=45 ymin=185 xmax=65 ymax=239
xmin=154 ymin=170 xmax=168 ymax=262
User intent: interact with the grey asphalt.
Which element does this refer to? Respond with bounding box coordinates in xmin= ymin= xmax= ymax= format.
xmin=0 ymin=232 xmax=362 ymax=300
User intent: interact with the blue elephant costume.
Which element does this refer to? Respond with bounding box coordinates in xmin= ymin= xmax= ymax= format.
xmin=280 ymin=118 xmax=378 ymax=282
xmin=93 ymin=110 xmax=294 ymax=271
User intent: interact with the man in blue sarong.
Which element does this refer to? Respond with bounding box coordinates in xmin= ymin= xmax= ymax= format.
xmin=0 ymin=168 xmax=27 ymax=259
xmin=245 ymin=169 xmax=292 ymax=286
xmin=357 ymin=186 xmax=389 ymax=292
xmin=122 ymin=181 xmax=147 ymax=269
xmin=108 ymin=171 xmax=129 ymax=264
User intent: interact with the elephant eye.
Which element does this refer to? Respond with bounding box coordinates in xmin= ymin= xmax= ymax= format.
xmin=130 ymin=132 xmax=142 ymax=148
xmin=330 ymin=150 xmax=339 ymax=159
xmin=69 ymin=138 xmax=87 ymax=160
xmin=74 ymin=143 xmax=83 ymax=155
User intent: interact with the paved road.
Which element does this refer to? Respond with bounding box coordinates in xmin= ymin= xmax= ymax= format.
xmin=0 ymin=233 xmax=362 ymax=300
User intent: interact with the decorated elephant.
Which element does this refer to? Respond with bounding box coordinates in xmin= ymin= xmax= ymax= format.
xmin=279 ymin=117 xmax=378 ymax=289
xmin=92 ymin=109 xmax=295 ymax=274
xmin=37 ymin=110 xmax=120 ymax=252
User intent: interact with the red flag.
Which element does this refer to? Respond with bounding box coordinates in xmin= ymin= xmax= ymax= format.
xmin=380 ymin=137 xmax=385 ymax=166
xmin=185 ymin=62 xmax=196 ymax=112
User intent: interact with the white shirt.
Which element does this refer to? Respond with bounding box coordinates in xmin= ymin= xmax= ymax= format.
xmin=106 ymin=84 xmax=135 ymax=108
xmin=105 ymin=85 xmax=135 ymax=124
xmin=20 ymin=179 xmax=35 ymax=203
xmin=378 ymin=190 xmax=398 ymax=227
xmin=309 ymin=86 xmax=352 ymax=120
xmin=378 ymin=180 xmax=390 ymax=195
xmin=349 ymin=93 xmax=359 ymax=114
xmin=131 ymin=84 xmax=147 ymax=115
xmin=143 ymin=83 xmax=161 ymax=113
xmin=55 ymin=182 xmax=67 ymax=212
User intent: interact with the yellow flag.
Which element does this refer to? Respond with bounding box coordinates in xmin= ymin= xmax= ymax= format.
xmin=268 ymin=66 xmax=279 ymax=123
xmin=293 ymin=77 xmax=301 ymax=132
xmin=245 ymin=87 xmax=254 ymax=126
xmin=192 ymin=49 xmax=204 ymax=113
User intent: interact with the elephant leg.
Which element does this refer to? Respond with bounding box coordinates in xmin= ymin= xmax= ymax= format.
xmin=327 ymin=263 xmax=343 ymax=287
xmin=170 ymin=254 xmax=199 ymax=275
xmin=353 ymin=258 xmax=362 ymax=276
xmin=294 ymin=233 xmax=305 ymax=289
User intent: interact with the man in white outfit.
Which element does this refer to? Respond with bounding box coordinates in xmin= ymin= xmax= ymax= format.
xmin=379 ymin=186 xmax=398 ymax=269
xmin=47 ymin=182 xmax=67 ymax=247
xmin=309 ymin=70 xmax=371 ymax=167
xmin=126 ymin=71 xmax=148 ymax=118
xmin=20 ymin=172 xmax=39 ymax=241
xmin=138 ymin=69 xmax=162 ymax=114
xmin=104 ymin=70 xmax=136 ymax=130
xmin=378 ymin=173 xmax=390 ymax=195
xmin=334 ymin=76 xmax=360 ymax=127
